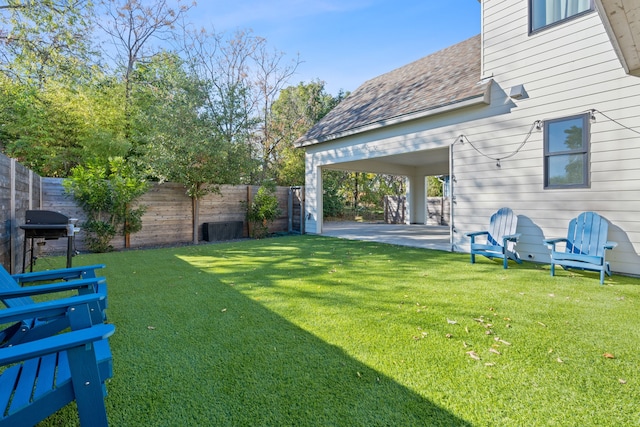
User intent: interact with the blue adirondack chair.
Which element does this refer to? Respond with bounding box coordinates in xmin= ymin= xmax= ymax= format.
xmin=0 ymin=295 xmax=114 ymax=427
xmin=466 ymin=207 xmax=522 ymax=269
xmin=0 ymin=265 xmax=107 ymax=347
xmin=545 ymin=211 xmax=617 ymax=284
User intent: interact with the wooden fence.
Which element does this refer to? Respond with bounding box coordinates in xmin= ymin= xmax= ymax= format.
xmin=39 ymin=179 xmax=295 ymax=254
xmin=0 ymin=154 xmax=43 ymax=273
xmin=384 ymin=195 xmax=450 ymax=225
xmin=0 ymin=151 xmax=303 ymax=273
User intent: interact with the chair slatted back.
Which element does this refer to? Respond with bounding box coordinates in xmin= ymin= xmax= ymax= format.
xmin=566 ymin=212 xmax=609 ymax=258
xmin=487 ymin=207 xmax=518 ymax=251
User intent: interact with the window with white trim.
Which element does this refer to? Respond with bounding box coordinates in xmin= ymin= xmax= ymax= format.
xmin=544 ymin=113 xmax=590 ymax=189
xmin=530 ymin=0 xmax=593 ymax=33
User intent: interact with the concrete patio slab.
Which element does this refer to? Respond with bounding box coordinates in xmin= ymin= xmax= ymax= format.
xmin=322 ymin=222 xmax=451 ymax=251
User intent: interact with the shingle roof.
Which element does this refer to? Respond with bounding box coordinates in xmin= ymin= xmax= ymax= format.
xmin=297 ymin=34 xmax=484 ymax=146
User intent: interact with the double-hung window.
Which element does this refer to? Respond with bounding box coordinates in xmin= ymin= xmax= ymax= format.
xmin=544 ymin=113 xmax=590 ymax=189
xmin=530 ymin=0 xmax=593 ymax=33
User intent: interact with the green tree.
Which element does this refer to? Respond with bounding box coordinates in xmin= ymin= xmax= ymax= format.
xmin=97 ymin=0 xmax=193 ymax=151
xmin=269 ymin=81 xmax=345 ymax=185
xmin=0 ymin=0 xmax=94 ymax=84
xmin=64 ymin=157 xmax=148 ymax=252
xmin=139 ymin=52 xmax=249 ymax=244
xmin=0 ymin=73 xmax=129 ymax=176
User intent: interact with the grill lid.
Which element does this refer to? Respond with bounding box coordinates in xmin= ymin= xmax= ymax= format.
xmin=25 ymin=210 xmax=69 ymax=225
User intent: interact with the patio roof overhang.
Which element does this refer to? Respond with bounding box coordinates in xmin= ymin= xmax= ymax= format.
xmin=595 ymin=0 xmax=640 ymax=77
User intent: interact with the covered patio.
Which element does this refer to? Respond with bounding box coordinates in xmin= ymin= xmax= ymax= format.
xmin=322 ymin=221 xmax=451 ymax=251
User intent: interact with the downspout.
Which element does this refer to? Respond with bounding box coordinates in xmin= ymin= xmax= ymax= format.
xmin=449 ymin=139 xmax=457 ymax=252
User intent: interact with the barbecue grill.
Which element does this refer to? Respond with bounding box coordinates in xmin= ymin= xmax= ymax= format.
xmin=20 ymin=210 xmax=79 ymax=272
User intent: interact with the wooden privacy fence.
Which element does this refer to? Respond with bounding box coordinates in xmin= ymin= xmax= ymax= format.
xmin=0 ymin=154 xmax=43 ymax=273
xmin=39 ymin=179 xmax=303 ymax=255
xmin=0 ymin=152 xmax=305 ymax=273
xmin=384 ymin=195 xmax=450 ymax=225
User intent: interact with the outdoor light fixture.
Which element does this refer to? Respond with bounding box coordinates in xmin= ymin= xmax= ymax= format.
xmin=509 ymin=84 xmax=527 ymax=99
xmin=590 ymin=109 xmax=597 ymax=122
xmin=534 ymin=120 xmax=543 ymax=131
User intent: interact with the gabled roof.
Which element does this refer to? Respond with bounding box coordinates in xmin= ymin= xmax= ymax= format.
xmin=297 ymin=34 xmax=486 ymax=147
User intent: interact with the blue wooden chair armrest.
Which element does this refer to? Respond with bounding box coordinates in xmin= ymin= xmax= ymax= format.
xmin=502 ymin=233 xmax=521 ymax=242
xmin=465 ymin=230 xmax=489 ymax=237
xmin=0 ymin=294 xmax=106 ymax=326
xmin=0 ymin=323 xmax=114 ymax=366
xmin=0 ymin=277 xmax=106 ymax=300
xmin=544 ymin=237 xmax=568 ymax=249
xmin=12 ymin=264 xmax=105 ymax=284
xmin=604 ymin=241 xmax=617 ymax=250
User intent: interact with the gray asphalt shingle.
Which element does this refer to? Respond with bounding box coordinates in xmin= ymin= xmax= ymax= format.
xmin=298 ymin=34 xmax=483 ymax=146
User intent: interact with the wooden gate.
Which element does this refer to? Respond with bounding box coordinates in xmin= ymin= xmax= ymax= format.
xmin=288 ymin=187 xmax=305 ymax=234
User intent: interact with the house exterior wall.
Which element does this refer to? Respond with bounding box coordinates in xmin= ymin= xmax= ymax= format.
xmin=450 ymin=0 xmax=640 ymax=276
xmin=303 ymin=105 xmax=485 ymax=234
xmin=303 ymin=0 xmax=640 ymax=276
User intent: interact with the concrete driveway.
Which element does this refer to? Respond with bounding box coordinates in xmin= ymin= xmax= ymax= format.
xmin=322 ymin=221 xmax=451 ymax=251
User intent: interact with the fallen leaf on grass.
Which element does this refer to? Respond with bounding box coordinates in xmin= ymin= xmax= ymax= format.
xmin=538 ymin=322 xmax=547 ymax=327
xmin=467 ymin=351 xmax=481 ymax=360
xmin=147 ymin=326 xmax=156 ymax=330
xmin=221 ymin=308 xmax=227 ymax=313
xmin=489 ymin=348 xmax=501 ymax=355
xmin=557 ymin=357 xmax=564 ymax=363
xmin=447 ymin=319 xmax=458 ymax=325
xmin=465 ymin=326 xmax=470 ymax=334
xmin=619 ymin=379 xmax=627 ymax=384
xmin=485 ymin=363 xmax=495 ymax=367
xmin=463 ymin=341 xmax=470 ymax=348
xmin=603 ymin=353 xmax=615 ymax=359
xmin=446 ymin=333 xmax=453 ymax=339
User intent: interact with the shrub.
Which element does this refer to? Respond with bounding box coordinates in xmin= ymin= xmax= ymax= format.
xmin=63 ymin=157 xmax=148 ymax=252
xmin=246 ymin=181 xmax=281 ymax=239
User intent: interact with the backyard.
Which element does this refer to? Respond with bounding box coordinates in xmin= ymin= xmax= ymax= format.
xmin=36 ymin=235 xmax=639 ymax=426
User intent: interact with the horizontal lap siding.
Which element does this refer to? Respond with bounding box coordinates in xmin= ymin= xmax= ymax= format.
xmin=451 ymin=0 xmax=640 ymax=275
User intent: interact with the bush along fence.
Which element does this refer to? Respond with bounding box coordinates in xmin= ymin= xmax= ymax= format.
xmin=0 ymin=152 xmax=304 ymax=273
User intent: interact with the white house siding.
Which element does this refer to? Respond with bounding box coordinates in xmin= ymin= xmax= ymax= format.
xmin=304 ymin=0 xmax=640 ymax=276
xmin=449 ymin=0 xmax=640 ymax=276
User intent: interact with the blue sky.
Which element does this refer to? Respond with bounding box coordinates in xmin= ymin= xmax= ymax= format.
xmin=180 ymin=0 xmax=481 ymax=95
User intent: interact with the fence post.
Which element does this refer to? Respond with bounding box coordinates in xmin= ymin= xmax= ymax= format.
xmin=9 ymin=158 xmax=16 ymax=273
xmin=246 ymin=185 xmax=252 ymax=238
xmin=288 ymin=188 xmax=293 ymax=233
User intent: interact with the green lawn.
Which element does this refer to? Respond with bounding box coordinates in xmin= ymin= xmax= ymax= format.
xmin=37 ymin=235 xmax=639 ymax=426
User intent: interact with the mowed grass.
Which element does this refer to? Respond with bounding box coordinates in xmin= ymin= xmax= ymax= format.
xmin=37 ymin=235 xmax=640 ymax=426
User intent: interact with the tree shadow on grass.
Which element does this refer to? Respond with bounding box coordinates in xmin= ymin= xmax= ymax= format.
xmin=96 ymin=246 xmax=472 ymax=427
